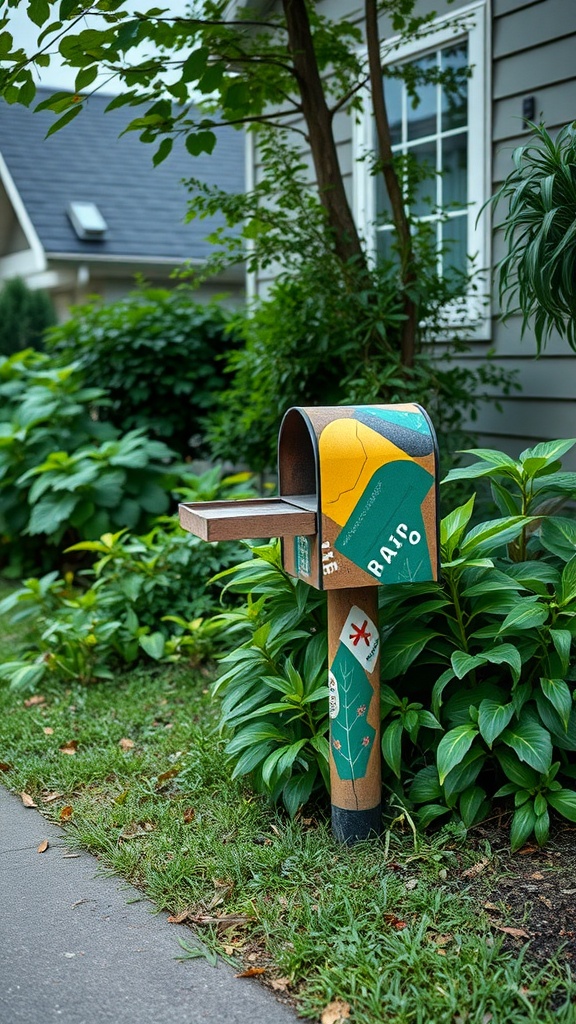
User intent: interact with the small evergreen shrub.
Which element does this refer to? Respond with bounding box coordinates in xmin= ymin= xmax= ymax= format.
xmin=0 ymin=277 xmax=56 ymax=355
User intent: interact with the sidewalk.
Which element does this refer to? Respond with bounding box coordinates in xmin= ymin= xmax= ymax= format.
xmin=0 ymin=786 xmax=301 ymax=1024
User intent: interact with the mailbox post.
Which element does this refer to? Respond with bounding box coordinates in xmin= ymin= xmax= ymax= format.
xmin=179 ymin=403 xmax=439 ymax=845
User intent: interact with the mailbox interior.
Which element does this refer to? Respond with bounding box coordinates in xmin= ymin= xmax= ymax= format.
xmin=278 ymin=408 xmax=322 ymax=588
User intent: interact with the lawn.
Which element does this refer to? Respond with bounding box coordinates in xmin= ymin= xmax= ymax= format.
xmin=0 ymin=577 xmax=575 ymax=1023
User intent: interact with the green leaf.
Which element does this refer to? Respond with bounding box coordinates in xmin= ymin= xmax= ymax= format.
xmin=46 ymin=103 xmax=83 ymax=137
xmin=153 ymin=137 xmax=173 ymax=167
xmin=139 ymin=632 xmax=166 ymax=660
xmin=534 ymin=809 xmax=550 ymax=846
xmin=510 ymin=802 xmax=536 ymax=852
xmin=540 ymin=517 xmax=576 ymax=561
xmin=540 ymin=678 xmax=572 ymax=731
xmin=29 ymin=0 xmax=51 ymax=27
xmin=495 ymin=746 xmax=539 ymax=789
xmin=380 ymin=626 xmax=438 ymax=680
xmin=550 ymin=629 xmax=572 ymax=674
xmin=381 ymin=718 xmax=402 ymax=778
xmin=483 ymin=644 xmax=522 ymax=684
xmin=440 ymin=495 xmax=475 ymax=559
xmin=460 ymin=517 xmax=530 ymax=557
xmin=185 ymin=131 xmax=217 ymax=157
xmin=498 ymin=600 xmax=548 ymax=634
xmin=409 ymin=764 xmax=442 ymax=803
xmin=450 ymin=651 xmax=486 ymax=680
xmin=282 ymin=767 xmax=316 ymax=818
xmin=27 ymin=492 xmax=77 ymax=535
xmin=437 ymin=724 xmax=478 ymax=785
xmin=478 ymin=699 xmax=514 ymax=747
xmin=500 ymin=717 xmax=553 ymax=773
xmin=459 ymin=785 xmax=488 ymax=828
xmin=559 ymin=555 xmax=576 ymax=606
xmin=547 ymin=788 xmax=576 ymax=822
xmin=519 ymin=438 xmax=576 ymax=468
xmin=431 ymin=669 xmax=455 ymax=718
xmin=443 ymin=745 xmax=485 ymax=804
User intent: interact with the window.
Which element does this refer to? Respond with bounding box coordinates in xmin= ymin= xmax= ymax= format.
xmin=353 ymin=2 xmax=488 ymax=327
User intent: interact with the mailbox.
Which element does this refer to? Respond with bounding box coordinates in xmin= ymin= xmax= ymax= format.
xmin=178 ymin=402 xmax=439 ymax=845
xmin=278 ymin=403 xmax=439 ymax=589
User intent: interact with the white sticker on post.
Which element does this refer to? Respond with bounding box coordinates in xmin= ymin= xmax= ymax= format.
xmin=339 ymin=605 xmax=380 ymax=674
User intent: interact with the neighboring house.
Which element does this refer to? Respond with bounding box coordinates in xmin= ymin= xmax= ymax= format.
xmin=246 ymin=0 xmax=576 ymax=455
xmin=0 ymin=88 xmax=245 ymax=318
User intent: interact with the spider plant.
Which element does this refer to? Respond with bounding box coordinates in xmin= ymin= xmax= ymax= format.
xmin=491 ymin=121 xmax=576 ymax=352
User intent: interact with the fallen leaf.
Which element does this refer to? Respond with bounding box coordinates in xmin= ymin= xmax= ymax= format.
xmin=517 ymin=844 xmax=538 ymax=856
xmin=21 ymin=792 xmax=37 ymax=807
xmin=183 ymin=807 xmax=196 ymax=824
xmin=59 ymin=741 xmax=78 ymax=756
xmin=43 ymin=727 xmax=54 ymax=735
xmin=492 ymin=924 xmax=530 ymax=938
xmin=60 ymin=805 xmax=73 ymax=821
xmin=189 ymin=914 xmax=252 ymax=928
xmin=37 ymin=839 xmax=49 ymax=853
xmin=168 ymin=910 xmax=191 ymax=924
xmin=156 ymin=767 xmax=179 ymax=787
xmin=24 ymin=695 xmax=46 ymax=707
xmin=431 ymin=933 xmax=453 ymax=947
xmin=484 ymin=902 xmax=500 ymax=912
xmin=62 ymin=853 xmax=80 ymax=859
xmin=235 ymin=967 xmax=266 ymax=978
xmin=405 ymin=878 xmax=418 ymax=890
xmin=530 ymin=871 xmax=544 ymax=880
xmin=0 ymin=762 xmax=13 ymax=772
xmin=270 ymin=977 xmax=291 ymax=992
xmin=384 ymin=913 xmax=407 ymax=930
xmin=42 ymin=791 xmax=64 ymax=803
xmin=119 ymin=737 xmax=135 ymax=751
xmin=321 ymin=999 xmax=351 ymax=1024
xmin=462 ymin=857 xmax=489 ymax=879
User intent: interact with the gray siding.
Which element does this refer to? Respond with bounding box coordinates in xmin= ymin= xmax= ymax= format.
xmin=488 ymin=0 xmax=576 ymax=457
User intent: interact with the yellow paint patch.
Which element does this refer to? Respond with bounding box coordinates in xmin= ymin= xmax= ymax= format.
xmin=319 ymin=419 xmax=412 ymax=527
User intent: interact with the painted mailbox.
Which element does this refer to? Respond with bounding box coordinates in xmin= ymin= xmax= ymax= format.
xmin=178 ymin=403 xmax=439 ymax=844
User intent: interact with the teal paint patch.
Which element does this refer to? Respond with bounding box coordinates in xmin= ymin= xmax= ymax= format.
xmin=334 ymin=461 xmax=434 ymax=584
xmin=364 ymin=407 xmax=430 ymax=435
xmin=330 ymin=644 xmax=376 ymax=781
xmin=294 ymin=535 xmax=311 ymax=577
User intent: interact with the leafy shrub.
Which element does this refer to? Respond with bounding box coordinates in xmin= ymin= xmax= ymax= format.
xmin=0 ymin=521 xmax=242 ymax=686
xmin=207 ymin=265 xmax=519 ymax=475
xmin=0 ymin=277 xmax=56 ymax=356
xmin=0 ymin=350 xmax=176 ymax=574
xmin=210 ymin=440 xmax=576 ymax=844
xmin=210 ymin=543 xmax=329 ymax=817
xmin=45 ymin=286 xmax=238 ymax=457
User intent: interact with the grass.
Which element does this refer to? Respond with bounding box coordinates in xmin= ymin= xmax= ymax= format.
xmin=1 ymin=580 xmax=575 ymax=1023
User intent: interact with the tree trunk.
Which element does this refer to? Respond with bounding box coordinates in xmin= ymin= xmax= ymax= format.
xmin=282 ymin=0 xmax=368 ymax=272
xmin=365 ymin=0 xmax=417 ymax=368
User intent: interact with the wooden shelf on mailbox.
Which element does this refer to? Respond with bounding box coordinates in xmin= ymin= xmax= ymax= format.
xmin=178 ymin=498 xmax=317 ymax=542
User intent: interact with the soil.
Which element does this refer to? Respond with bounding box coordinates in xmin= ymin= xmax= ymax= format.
xmin=463 ymin=820 xmax=576 ymax=966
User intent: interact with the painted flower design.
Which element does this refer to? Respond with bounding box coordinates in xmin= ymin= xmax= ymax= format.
xmin=361 ymin=736 xmax=371 ymax=747
xmin=333 ymin=739 xmax=342 ymax=750
xmin=356 ymin=704 xmax=367 ymax=717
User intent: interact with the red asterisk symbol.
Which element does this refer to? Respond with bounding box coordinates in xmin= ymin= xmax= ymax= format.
xmin=349 ymin=620 xmax=371 ymax=647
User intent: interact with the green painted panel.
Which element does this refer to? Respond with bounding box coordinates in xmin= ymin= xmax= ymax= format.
xmin=330 ymin=644 xmax=376 ymax=781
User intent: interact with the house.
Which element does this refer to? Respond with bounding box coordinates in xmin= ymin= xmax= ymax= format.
xmin=242 ymin=0 xmax=576 ymax=456
xmin=0 ymin=88 xmax=245 ymax=318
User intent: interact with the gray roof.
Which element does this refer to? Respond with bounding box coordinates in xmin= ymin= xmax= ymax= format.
xmin=0 ymin=88 xmax=244 ymax=263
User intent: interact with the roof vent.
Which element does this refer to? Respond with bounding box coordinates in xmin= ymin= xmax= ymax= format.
xmin=67 ymin=201 xmax=108 ymax=240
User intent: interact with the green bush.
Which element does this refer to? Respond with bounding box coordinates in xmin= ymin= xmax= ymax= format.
xmin=45 ymin=286 xmax=237 ymax=457
xmin=207 ymin=264 xmax=519 ymax=475
xmin=0 ymin=277 xmax=56 ymax=356
xmin=0 ymin=350 xmax=176 ymax=574
xmin=210 ymin=439 xmax=576 ymax=845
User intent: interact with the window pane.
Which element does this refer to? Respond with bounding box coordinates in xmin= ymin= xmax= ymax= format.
xmin=383 ymin=72 xmax=403 ymax=145
xmin=407 ymin=54 xmax=437 ymax=141
xmin=409 ymin=140 xmax=437 ymax=216
xmin=441 ymin=43 xmax=468 ymax=132
xmin=442 ymin=132 xmax=467 ymax=210
xmin=442 ymin=213 xmax=467 ymax=275
xmin=376 ymin=227 xmax=395 ymax=263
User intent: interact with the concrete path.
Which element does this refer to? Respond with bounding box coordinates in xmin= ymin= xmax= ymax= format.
xmin=0 ymin=786 xmax=301 ymax=1024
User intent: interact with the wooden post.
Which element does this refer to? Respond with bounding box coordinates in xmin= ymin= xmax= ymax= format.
xmin=327 ymin=586 xmax=381 ymax=844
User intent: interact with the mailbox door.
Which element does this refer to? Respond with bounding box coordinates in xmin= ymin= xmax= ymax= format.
xmin=279 ymin=404 xmax=439 ymax=590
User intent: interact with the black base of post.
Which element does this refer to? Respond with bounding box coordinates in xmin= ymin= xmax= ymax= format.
xmin=331 ymin=803 xmax=382 ymax=845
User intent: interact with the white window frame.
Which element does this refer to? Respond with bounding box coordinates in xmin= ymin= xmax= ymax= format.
xmin=353 ymin=1 xmax=490 ymax=337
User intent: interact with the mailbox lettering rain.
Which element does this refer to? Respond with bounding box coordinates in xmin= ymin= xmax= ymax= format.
xmin=179 ymin=404 xmax=439 ymax=844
